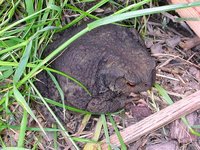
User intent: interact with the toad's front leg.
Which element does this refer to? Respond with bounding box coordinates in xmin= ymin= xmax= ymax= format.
xmin=86 ymin=91 xmax=132 ymax=114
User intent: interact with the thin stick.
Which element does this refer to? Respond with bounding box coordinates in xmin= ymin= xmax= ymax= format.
xmin=101 ymin=90 xmax=200 ymax=149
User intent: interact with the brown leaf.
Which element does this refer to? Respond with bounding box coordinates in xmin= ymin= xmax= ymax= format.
xmin=130 ymin=105 xmax=152 ymax=121
xmin=170 ymin=112 xmax=198 ymax=144
xmin=166 ymin=36 xmax=181 ymax=49
xmin=146 ymin=141 xmax=179 ymax=150
xmin=151 ymin=43 xmax=164 ymax=54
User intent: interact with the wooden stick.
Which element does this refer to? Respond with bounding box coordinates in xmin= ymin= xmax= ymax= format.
xmin=170 ymin=0 xmax=200 ymax=38
xmin=101 ymin=90 xmax=200 ymax=149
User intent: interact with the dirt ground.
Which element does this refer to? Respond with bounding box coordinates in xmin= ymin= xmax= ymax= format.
xmin=1 ymin=1 xmax=200 ymax=150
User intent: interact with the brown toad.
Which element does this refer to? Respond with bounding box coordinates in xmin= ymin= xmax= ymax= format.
xmin=36 ymin=23 xmax=156 ymax=113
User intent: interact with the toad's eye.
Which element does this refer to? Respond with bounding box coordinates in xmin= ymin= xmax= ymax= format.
xmin=127 ymin=82 xmax=135 ymax=87
xmin=91 ymin=102 xmax=96 ymax=106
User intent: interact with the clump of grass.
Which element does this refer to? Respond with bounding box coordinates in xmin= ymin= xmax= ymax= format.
xmin=1 ymin=0 xmax=200 ymax=149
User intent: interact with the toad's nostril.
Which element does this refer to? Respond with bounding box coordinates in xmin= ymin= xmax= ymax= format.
xmin=145 ymin=82 xmax=153 ymax=88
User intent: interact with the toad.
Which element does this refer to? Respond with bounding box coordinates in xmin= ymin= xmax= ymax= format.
xmin=36 ymin=23 xmax=156 ymax=113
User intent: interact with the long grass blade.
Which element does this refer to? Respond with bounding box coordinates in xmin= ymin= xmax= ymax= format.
xmin=17 ymin=110 xmax=28 ymax=147
xmin=109 ymin=114 xmax=126 ymax=150
xmin=88 ymin=2 xmax=200 ymax=29
xmin=101 ymin=114 xmax=111 ymax=150
xmin=13 ymin=85 xmax=47 ymax=136
xmin=13 ymin=41 xmax=32 ymax=82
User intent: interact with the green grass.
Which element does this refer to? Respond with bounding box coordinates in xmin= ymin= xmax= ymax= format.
xmin=1 ymin=0 xmax=200 ymax=149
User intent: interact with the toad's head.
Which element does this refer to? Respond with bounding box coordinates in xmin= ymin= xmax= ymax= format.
xmin=99 ymin=54 xmax=156 ymax=94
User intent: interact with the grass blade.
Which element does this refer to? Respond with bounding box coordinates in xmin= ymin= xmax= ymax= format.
xmin=101 ymin=114 xmax=111 ymax=150
xmin=76 ymin=114 xmax=91 ymax=135
xmin=154 ymin=83 xmax=173 ymax=105
xmin=47 ymin=70 xmax=64 ymax=101
xmin=88 ymin=1 xmax=200 ymax=30
xmin=25 ymin=0 xmax=34 ymax=15
xmin=48 ymin=4 xmax=62 ymax=12
xmin=0 ymin=66 xmax=13 ymax=81
xmin=72 ymin=137 xmax=98 ymax=143
xmin=13 ymin=41 xmax=32 ymax=83
xmin=17 ymin=110 xmax=28 ymax=147
xmin=53 ymin=124 xmax=58 ymax=150
xmin=0 ymin=41 xmax=27 ymax=55
xmin=114 ymin=0 xmax=151 ymax=14
xmin=13 ymin=85 xmax=46 ymax=136
xmin=83 ymin=117 xmax=102 ymax=149
xmin=0 ymin=136 xmax=6 ymax=148
xmin=109 ymin=114 xmax=127 ymax=150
